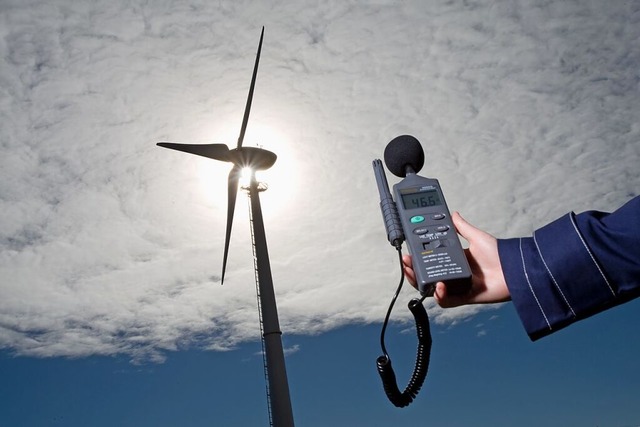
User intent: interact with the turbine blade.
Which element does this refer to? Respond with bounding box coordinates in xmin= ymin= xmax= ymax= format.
xmin=221 ymin=164 xmax=242 ymax=284
xmin=157 ymin=142 xmax=230 ymax=162
xmin=237 ymin=26 xmax=264 ymax=149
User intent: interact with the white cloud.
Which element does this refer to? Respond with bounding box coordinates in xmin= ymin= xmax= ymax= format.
xmin=1 ymin=0 xmax=638 ymax=361
xmin=255 ymin=344 xmax=300 ymax=358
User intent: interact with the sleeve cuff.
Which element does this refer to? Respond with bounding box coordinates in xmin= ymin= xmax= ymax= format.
xmin=498 ymin=213 xmax=616 ymax=340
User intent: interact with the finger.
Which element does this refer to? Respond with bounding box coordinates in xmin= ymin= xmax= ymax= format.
xmin=433 ymin=282 xmax=447 ymax=305
xmin=403 ymin=265 xmax=417 ymax=288
xmin=451 ymin=211 xmax=476 ymax=241
xmin=434 ymin=282 xmax=463 ymax=308
xmin=402 ymin=254 xmax=417 ymax=287
xmin=402 ymin=254 xmax=413 ymax=268
xmin=434 ymin=281 xmax=477 ymax=308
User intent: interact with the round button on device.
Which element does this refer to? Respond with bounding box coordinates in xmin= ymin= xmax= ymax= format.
xmin=431 ymin=213 xmax=446 ymax=220
xmin=410 ymin=215 xmax=425 ymax=224
xmin=413 ymin=227 xmax=429 ymax=235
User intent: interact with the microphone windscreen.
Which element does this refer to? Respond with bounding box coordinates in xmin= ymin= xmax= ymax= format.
xmin=384 ymin=135 xmax=425 ymax=177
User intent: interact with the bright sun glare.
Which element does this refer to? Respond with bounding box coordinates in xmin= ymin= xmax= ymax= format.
xmin=195 ymin=122 xmax=298 ymax=220
xmin=239 ymin=167 xmax=253 ymax=188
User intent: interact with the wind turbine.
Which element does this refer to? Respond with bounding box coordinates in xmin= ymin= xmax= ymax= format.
xmin=157 ymin=27 xmax=295 ymax=427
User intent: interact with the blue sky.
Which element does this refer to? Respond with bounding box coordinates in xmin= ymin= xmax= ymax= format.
xmin=2 ymin=304 xmax=639 ymax=426
xmin=1 ymin=0 xmax=639 ymax=426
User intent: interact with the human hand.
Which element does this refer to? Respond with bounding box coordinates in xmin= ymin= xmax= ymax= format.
xmin=402 ymin=212 xmax=510 ymax=308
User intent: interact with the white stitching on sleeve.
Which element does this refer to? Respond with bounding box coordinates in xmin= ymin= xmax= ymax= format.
xmin=520 ymin=238 xmax=552 ymax=331
xmin=569 ymin=214 xmax=616 ymax=296
xmin=533 ymin=233 xmax=576 ymax=317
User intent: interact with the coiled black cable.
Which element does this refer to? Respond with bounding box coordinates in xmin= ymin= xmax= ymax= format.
xmin=376 ymin=246 xmax=432 ymax=407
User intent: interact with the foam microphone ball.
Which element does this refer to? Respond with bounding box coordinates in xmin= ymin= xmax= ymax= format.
xmin=383 ymin=135 xmax=425 ymax=177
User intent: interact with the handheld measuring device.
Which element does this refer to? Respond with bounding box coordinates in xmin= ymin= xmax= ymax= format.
xmin=373 ymin=135 xmax=472 ymax=408
xmin=373 ymin=135 xmax=472 ymax=296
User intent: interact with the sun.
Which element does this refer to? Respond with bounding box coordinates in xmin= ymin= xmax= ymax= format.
xmin=195 ymin=122 xmax=299 ymax=220
xmin=239 ymin=167 xmax=253 ymax=188
xmin=241 ymin=123 xmax=299 ymax=219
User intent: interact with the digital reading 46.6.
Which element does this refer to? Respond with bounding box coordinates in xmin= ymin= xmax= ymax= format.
xmin=401 ymin=189 xmax=443 ymax=210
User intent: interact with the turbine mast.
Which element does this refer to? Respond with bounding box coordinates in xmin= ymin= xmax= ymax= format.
xmin=248 ymin=172 xmax=295 ymax=427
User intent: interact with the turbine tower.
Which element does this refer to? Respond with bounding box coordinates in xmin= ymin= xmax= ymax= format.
xmin=157 ymin=27 xmax=295 ymax=427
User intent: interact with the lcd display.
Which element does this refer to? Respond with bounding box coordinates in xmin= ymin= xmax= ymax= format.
xmin=401 ymin=189 xmax=442 ymax=210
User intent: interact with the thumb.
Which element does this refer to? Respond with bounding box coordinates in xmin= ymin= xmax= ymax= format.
xmin=451 ymin=211 xmax=477 ymax=241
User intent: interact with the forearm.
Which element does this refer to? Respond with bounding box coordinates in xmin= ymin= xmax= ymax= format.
xmin=498 ymin=197 xmax=640 ymax=340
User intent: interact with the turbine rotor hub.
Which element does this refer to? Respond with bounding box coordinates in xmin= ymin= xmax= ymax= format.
xmin=228 ymin=147 xmax=277 ymax=170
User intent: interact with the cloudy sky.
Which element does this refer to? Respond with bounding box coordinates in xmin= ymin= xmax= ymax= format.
xmin=1 ymin=0 xmax=639 ymax=426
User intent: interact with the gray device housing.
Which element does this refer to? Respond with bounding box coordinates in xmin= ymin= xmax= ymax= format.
xmin=393 ymin=174 xmax=472 ymax=296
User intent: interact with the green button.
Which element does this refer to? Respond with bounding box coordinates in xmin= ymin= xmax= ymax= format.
xmin=410 ymin=215 xmax=425 ymax=224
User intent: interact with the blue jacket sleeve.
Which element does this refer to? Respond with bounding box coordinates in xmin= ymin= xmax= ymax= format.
xmin=497 ymin=196 xmax=640 ymax=340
